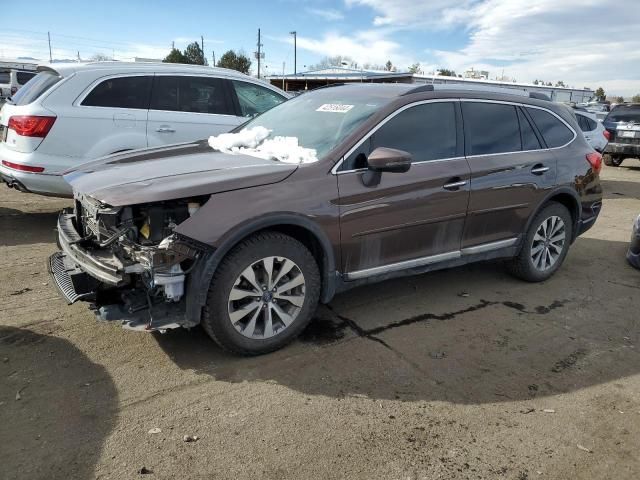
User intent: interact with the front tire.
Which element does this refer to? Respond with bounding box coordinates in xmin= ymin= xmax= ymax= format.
xmin=202 ymin=232 xmax=321 ymax=355
xmin=506 ymin=203 xmax=573 ymax=282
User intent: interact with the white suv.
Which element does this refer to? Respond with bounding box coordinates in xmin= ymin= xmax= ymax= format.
xmin=0 ymin=62 xmax=289 ymax=197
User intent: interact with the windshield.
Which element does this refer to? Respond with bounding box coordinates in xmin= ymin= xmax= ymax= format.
xmin=239 ymin=86 xmax=396 ymax=159
xmin=605 ymin=106 xmax=640 ymax=123
xmin=10 ymin=71 xmax=61 ymax=105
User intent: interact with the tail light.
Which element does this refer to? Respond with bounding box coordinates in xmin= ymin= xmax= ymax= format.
xmin=603 ymin=130 xmax=611 ymax=141
xmin=2 ymin=160 xmax=45 ymax=173
xmin=8 ymin=116 xmax=56 ymax=138
xmin=586 ymin=152 xmax=602 ymax=174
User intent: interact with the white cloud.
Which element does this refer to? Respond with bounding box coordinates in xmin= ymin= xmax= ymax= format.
xmin=307 ymin=8 xmax=345 ymax=21
xmin=347 ymin=0 xmax=640 ymax=96
xmin=293 ymin=30 xmax=410 ymax=67
xmin=345 ymin=0 xmax=473 ymax=27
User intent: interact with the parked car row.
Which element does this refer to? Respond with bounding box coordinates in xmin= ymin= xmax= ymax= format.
xmin=601 ymin=103 xmax=640 ymax=167
xmin=47 ymin=83 xmax=605 ymax=354
xmin=0 ymin=62 xmax=289 ymax=196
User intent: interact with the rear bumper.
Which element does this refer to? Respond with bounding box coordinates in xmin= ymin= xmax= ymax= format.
xmin=605 ymin=142 xmax=640 ymax=156
xmin=0 ymin=143 xmax=74 ymax=196
xmin=576 ymin=201 xmax=602 ymax=238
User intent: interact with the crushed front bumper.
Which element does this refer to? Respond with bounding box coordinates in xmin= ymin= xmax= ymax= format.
xmin=53 ymin=211 xmax=128 ymax=286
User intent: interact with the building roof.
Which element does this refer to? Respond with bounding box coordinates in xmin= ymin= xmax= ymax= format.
xmin=266 ymin=66 xmax=412 ymax=81
xmin=413 ymin=73 xmax=592 ymax=93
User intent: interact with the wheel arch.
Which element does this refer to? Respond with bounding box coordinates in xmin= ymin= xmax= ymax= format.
xmin=185 ymin=213 xmax=338 ymax=327
xmin=524 ymin=188 xmax=582 ymax=244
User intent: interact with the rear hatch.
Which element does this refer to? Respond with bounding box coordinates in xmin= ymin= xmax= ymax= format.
xmin=0 ymin=70 xmax=62 ymax=153
xmin=604 ymin=105 xmax=640 ymax=144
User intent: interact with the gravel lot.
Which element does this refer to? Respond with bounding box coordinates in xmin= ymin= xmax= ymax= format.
xmin=1 ymin=160 xmax=639 ymax=480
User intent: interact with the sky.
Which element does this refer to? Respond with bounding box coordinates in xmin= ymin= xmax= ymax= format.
xmin=1 ymin=0 xmax=639 ymax=96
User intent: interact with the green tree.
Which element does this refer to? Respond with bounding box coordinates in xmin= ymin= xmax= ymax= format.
xmin=90 ymin=53 xmax=111 ymax=61
xmin=632 ymin=94 xmax=640 ymax=103
xmin=408 ymin=63 xmax=421 ymax=74
xmin=163 ymin=47 xmax=187 ymax=64
xmin=184 ymin=41 xmax=207 ymax=65
xmin=216 ymin=50 xmax=252 ymax=74
xmin=555 ymin=80 xmax=566 ymax=87
xmin=438 ymin=68 xmax=456 ymax=77
xmin=385 ymin=60 xmax=393 ymax=71
xmin=615 ymin=96 xmax=624 ymax=103
xmin=594 ymin=87 xmax=605 ymax=100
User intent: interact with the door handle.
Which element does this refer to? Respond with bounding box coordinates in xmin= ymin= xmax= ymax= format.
xmin=156 ymin=127 xmax=175 ymax=133
xmin=443 ymin=179 xmax=467 ymax=191
xmin=531 ymin=164 xmax=549 ymax=175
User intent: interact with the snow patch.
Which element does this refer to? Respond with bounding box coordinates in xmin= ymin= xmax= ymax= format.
xmin=208 ymin=127 xmax=318 ymax=164
xmin=208 ymin=126 xmax=270 ymax=151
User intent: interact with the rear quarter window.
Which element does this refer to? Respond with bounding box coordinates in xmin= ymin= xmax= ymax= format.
xmin=0 ymin=71 xmax=10 ymax=83
xmin=10 ymin=71 xmax=61 ymax=105
xmin=526 ymin=107 xmax=575 ymax=148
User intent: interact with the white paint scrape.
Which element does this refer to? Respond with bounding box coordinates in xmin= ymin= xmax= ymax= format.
xmin=208 ymin=126 xmax=318 ymax=164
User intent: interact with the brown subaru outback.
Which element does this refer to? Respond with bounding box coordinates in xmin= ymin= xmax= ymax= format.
xmin=49 ymin=83 xmax=603 ymax=355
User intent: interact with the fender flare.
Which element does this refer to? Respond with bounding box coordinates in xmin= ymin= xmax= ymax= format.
xmin=184 ymin=213 xmax=338 ymax=326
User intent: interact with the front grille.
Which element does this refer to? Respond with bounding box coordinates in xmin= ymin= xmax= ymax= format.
xmin=48 ymin=251 xmax=84 ymax=304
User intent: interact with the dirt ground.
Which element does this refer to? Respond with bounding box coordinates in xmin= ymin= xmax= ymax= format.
xmin=1 ymin=160 xmax=639 ymax=480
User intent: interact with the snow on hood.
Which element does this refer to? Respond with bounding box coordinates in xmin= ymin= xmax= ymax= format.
xmin=208 ymin=126 xmax=318 ymax=164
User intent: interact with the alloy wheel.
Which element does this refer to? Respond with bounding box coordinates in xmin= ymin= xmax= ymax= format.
xmin=227 ymin=256 xmax=306 ymax=339
xmin=530 ymin=215 xmax=566 ymax=271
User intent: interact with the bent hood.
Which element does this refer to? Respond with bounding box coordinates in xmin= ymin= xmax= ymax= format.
xmin=64 ymin=140 xmax=298 ymax=206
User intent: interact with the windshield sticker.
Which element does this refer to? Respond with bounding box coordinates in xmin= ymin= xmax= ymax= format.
xmin=316 ymin=104 xmax=354 ymax=113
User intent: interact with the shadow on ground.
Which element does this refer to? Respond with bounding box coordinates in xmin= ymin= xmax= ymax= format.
xmin=601 ymin=179 xmax=640 ymax=200
xmin=155 ymin=236 xmax=640 ymax=406
xmin=0 ymin=327 xmax=117 ymax=480
xmin=0 ymin=211 xmax=59 ymax=247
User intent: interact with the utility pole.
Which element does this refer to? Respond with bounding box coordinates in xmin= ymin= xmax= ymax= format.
xmin=172 ymin=41 xmax=175 ymax=49
xmin=47 ymin=31 xmax=52 ymax=62
xmin=255 ymin=28 xmax=263 ymax=79
xmin=212 ymin=51 xmax=216 ymax=67
xmin=282 ymin=61 xmax=285 ymax=90
xmin=201 ymin=35 xmax=205 ymax=65
xmin=289 ymin=31 xmax=297 ymax=74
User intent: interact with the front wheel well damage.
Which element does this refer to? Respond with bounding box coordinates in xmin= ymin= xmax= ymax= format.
xmin=185 ymin=220 xmax=337 ymax=328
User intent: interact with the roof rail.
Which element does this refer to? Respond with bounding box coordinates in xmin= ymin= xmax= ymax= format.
xmin=401 ymin=85 xmax=434 ymax=96
xmin=402 ymin=83 xmax=551 ymax=101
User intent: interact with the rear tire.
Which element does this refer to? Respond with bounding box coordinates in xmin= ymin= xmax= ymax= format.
xmin=506 ymin=203 xmax=573 ymax=282
xmin=202 ymin=232 xmax=321 ymax=355
xmin=603 ymin=154 xmax=623 ymax=167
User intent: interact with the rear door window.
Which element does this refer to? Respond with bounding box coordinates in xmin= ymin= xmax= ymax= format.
xmin=462 ymin=102 xmax=521 ymax=155
xmin=231 ymin=80 xmax=286 ymax=116
xmin=10 ymin=71 xmax=61 ymax=105
xmin=0 ymin=71 xmax=10 ymax=83
xmin=526 ymin=107 xmax=575 ymax=148
xmin=150 ymin=76 xmax=234 ymax=115
xmin=82 ymin=76 xmax=152 ymax=109
xmin=16 ymin=71 xmax=36 ymax=85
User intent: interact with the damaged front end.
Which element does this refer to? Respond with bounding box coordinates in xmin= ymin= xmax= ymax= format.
xmin=49 ymin=193 xmax=210 ymax=331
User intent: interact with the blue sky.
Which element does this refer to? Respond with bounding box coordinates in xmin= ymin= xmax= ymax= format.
xmin=2 ymin=0 xmax=639 ymax=95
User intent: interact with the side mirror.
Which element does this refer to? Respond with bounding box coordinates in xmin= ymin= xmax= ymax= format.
xmin=367 ymin=147 xmax=412 ymax=173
